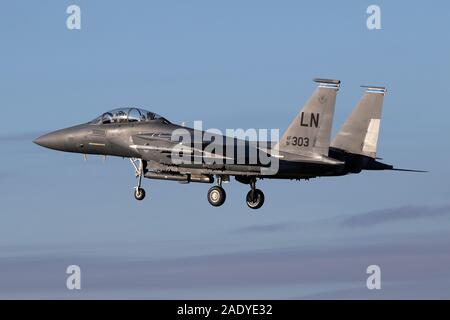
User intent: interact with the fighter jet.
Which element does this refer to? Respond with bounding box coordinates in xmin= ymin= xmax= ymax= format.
xmin=34 ymin=79 xmax=423 ymax=209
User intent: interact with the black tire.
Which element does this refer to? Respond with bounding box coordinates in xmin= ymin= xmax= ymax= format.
xmin=207 ymin=186 xmax=226 ymax=207
xmin=134 ymin=187 xmax=146 ymax=201
xmin=246 ymin=189 xmax=265 ymax=209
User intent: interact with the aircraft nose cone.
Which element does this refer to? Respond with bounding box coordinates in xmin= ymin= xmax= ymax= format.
xmin=33 ymin=131 xmax=66 ymax=150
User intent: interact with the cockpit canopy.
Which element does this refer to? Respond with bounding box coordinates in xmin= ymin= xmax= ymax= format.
xmin=90 ymin=108 xmax=170 ymax=125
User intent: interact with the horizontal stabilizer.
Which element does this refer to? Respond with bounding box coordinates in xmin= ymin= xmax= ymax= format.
xmin=363 ymin=159 xmax=427 ymax=172
xmin=390 ymin=168 xmax=428 ymax=173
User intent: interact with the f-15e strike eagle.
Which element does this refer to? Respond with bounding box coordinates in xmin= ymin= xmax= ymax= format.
xmin=34 ymin=79 xmax=423 ymax=209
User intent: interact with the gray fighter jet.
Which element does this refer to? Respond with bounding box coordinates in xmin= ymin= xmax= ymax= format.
xmin=34 ymin=79 xmax=423 ymax=209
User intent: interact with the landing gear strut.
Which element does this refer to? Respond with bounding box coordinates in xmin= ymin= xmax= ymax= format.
xmin=130 ymin=158 xmax=146 ymax=201
xmin=207 ymin=176 xmax=226 ymax=207
xmin=246 ymin=178 xmax=265 ymax=209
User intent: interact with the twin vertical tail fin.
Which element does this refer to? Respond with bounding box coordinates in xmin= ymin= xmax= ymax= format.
xmin=276 ymin=78 xmax=340 ymax=157
xmin=331 ymin=86 xmax=386 ymax=158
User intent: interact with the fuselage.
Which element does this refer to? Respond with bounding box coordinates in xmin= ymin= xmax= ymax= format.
xmin=34 ymin=119 xmax=352 ymax=180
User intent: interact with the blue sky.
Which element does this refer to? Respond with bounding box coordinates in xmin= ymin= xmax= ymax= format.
xmin=0 ymin=0 xmax=449 ymax=298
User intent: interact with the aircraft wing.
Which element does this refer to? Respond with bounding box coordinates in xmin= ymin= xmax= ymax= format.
xmin=129 ymin=133 xmax=234 ymax=162
xmin=131 ymin=133 xmax=344 ymax=169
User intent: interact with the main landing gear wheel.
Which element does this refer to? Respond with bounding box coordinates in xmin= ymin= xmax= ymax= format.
xmin=246 ymin=189 xmax=265 ymax=209
xmin=134 ymin=187 xmax=146 ymax=201
xmin=207 ymin=186 xmax=226 ymax=207
xmin=246 ymin=178 xmax=264 ymax=209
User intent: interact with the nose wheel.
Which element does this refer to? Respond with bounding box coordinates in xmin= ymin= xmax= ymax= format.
xmin=246 ymin=178 xmax=265 ymax=209
xmin=130 ymin=158 xmax=147 ymax=201
xmin=134 ymin=187 xmax=146 ymax=201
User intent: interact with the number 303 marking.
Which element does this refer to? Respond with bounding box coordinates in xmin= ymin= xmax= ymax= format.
xmin=291 ymin=136 xmax=309 ymax=147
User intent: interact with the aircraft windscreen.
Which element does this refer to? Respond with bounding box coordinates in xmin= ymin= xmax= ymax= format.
xmin=89 ymin=108 xmax=169 ymax=124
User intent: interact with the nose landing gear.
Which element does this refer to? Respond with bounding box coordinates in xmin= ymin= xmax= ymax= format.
xmin=130 ymin=158 xmax=146 ymax=201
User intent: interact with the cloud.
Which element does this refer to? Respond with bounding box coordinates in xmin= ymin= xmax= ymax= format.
xmin=230 ymin=203 xmax=450 ymax=235
xmin=1 ymin=235 xmax=450 ymax=299
xmin=233 ymin=223 xmax=291 ymax=234
xmin=300 ymin=279 xmax=450 ymax=299
xmin=342 ymin=204 xmax=450 ymax=227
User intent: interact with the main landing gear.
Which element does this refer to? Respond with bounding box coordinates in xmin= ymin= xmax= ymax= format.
xmin=130 ymin=158 xmax=146 ymax=201
xmin=246 ymin=178 xmax=265 ymax=209
xmin=207 ymin=176 xmax=226 ymax=207
xmin=127 ymin=163 xmax=265 ymax=209
xmin=206 ymin=176 xmax=265 ymax=209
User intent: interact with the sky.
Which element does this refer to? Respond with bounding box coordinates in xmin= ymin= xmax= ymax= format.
xmin=0 ymin=0 xmax=450 ymax=299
